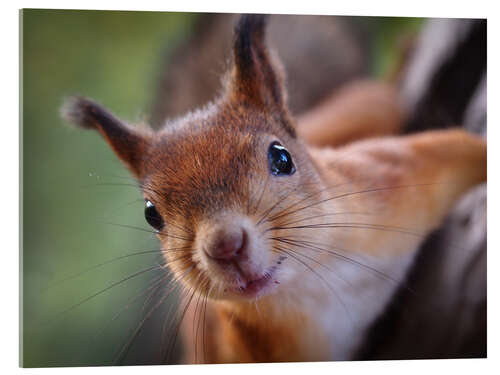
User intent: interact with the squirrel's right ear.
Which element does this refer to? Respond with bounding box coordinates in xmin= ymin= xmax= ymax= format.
xmin=230 ymin=15 xmax=288 ymax=113
xmin=60 ymin=96 xmax=150 ymax=178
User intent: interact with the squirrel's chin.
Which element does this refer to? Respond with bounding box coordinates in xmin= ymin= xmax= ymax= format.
xmin=212 ymin=259 xmax=287 ymax=301
xmin=221 ymin=282 xmax=279 ymax=301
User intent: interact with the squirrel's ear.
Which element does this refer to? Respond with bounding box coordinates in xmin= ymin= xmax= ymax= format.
xmin=230 ymin=14 xmax=287 ymax=112
xmin=60 ymin=96 xmax=150 ymax=178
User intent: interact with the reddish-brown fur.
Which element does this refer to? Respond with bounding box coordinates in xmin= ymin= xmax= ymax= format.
xmin=61 ymin=14 xmax=486 ymax=364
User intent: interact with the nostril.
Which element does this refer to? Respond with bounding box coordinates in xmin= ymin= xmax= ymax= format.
xmin=206 ymin=227 xmax=246 ymax=261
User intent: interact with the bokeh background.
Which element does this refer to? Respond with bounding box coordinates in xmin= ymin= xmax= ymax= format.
xmin=21 ymin=9 xmax=424 ymax=367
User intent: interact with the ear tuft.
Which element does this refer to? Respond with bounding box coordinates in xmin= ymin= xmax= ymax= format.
xmin=60 ymin=95 xmax=150 ymax=178
xmin=60 ymin=96 xmax=114 ymax=130
xmin=230 ymin=15 xmax=291 ymax=117
xmin=230 ymin=14 xmax=295 ymax=136
xmin=233 ymin=14 xmax=268 ymax=76
xmin=60 ymin=96 xmax=94 ymax=129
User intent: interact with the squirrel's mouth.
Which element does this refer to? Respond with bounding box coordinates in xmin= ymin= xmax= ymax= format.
xmin=223 ymin=256 xmax=286 ymax=299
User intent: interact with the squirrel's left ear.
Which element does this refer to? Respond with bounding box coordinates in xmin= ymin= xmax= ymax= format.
xmin=60 ymin=96 xmax=151 ymax=178
xmin=230 ymin=15 xmax=290 ymax=117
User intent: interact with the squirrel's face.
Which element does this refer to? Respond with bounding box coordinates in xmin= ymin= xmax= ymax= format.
xmin=138 ymin=106 xmax=324 ymax=301
xmin=61 ymin=15 xmax=327 ymax=301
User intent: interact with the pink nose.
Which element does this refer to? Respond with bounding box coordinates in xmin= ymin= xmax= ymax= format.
xmin=205 ymin=227 xmax=246 ymax=261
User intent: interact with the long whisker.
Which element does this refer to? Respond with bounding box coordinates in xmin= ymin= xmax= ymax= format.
xmin=161 ymin=265 xmax=205 ymax=364
xmin=271 ymin=236 xmax=413 ymax=293
xmin=273 ymin=240 xmax=354 ymax=290
xmin=98 ymin=221 xmax=160 ymax=235
xmin=255 ymin=180 xmax=321 ymax=226
xmin=256 ymin=177 xmax=374 ymax=229
xmin=251 ymin=173 xmax=271 ymax=216
xmin=165 ymin=220 xmax=194 ymax=238
xmin=279 ymin=211 xmax=374 ymax=228
xmin=105 ymin=198 xmax=144 ymax=216
xmin=256 ymin=174 xmax=403 ymax=228
xmin=112 ymin=276 xmax=177 ymax=365
xmin=99 ymin=221 xmax=190 ymax=241
xmin=193 ymin=279 xmax=211 ymax=364
xmin=139 ymin=274 xmax=175 ymax=315
xmin=272 ymin=245 xmax=353 ymax=328
xmin=160 ymin=265 xmax=196 ymax=362
xmin=94 ymin=271 xmax=170 ymax=342
xmin=163 ymin=284 xmax=198 ymax=364
xmin=48 ymin=263 xmax=166 ymax=325
xmin=41 ymin=248 xmax=187 ymax=293
xmin=202 ymin=288 xmax=209 ymax=364
xmin=50 ymin=255 xmax=190 ymax=325
xmin=257 ymin=181 xmax=338 ymax=227
xmin=193 ymin=284 xmax=204 ymax=364
xmin=267 ymin=222 xmax=424 ymax=237
xmin=268 ymin=182 xmax=446 ymax=223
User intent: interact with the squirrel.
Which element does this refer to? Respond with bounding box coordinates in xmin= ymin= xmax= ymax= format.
xmin=61 ymin=14 xmax=486 ymax=364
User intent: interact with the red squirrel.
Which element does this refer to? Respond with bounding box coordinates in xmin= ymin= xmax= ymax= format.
xmin=61 ymin=14 xmax=486 ymax=363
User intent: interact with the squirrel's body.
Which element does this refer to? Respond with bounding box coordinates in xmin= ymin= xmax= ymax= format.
xmin=62 ymin=15 xmax=486 ymax=364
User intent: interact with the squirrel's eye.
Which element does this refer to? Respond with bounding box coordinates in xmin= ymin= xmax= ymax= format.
xmin=144 ymin=200 xmax=164 ymax=230
xmin=268 ymin=141 xmax=296 ymax=176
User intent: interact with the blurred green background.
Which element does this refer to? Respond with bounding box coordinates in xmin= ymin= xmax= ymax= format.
xmin=21 ymin=9 xmax=423 ymax=367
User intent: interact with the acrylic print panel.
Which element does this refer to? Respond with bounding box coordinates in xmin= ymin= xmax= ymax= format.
xmin=20 ymin=9 xmax=486 ymax=367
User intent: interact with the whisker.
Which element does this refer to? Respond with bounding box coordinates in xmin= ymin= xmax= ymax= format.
xmin=279 ymin=211 xmax=374 ymax=228
xmin=202 ymin=288 xmax=209 ymax=364
xmin=193 ymin=284 xmax=204 ymax=364
xmin=268 ymin=182 xmax=446 ymax=223
xmin=163 ymin=284 xmax=198 ymax=364
xmin=140 ymin=274 xmax=175 ymax=315
xmin=271 ymin=239 xmax=354 ymax=289
xmin=160 ymin=265 xmax=196 ymax=362
xmin=256 ymin=174 xmax=396 ymax=228
xmin=113 ymin=277 xmax=176 ymax=365
xmin=165 ymin=220 xmax=194 ymax=238
xmin=94 ymin=271 xmax=170 ymax=342
xmin=99 ymin=221 xmax=191 ymax=241
xmin=251 ymin=173 xmax=271 ymax=216
xmin=193 ymin=279 xmax=211 ymax=364
xmin=105 ymin=198 xmax=144 ymax=216
xmin=267 ymin=222 xmax=424 ymax=237
xmin=41 ymin=248 xmax=178 ymax=293
xmin=258 ymin=182 xmax=338 ymax=226
xmin=271 ymin=236 xmax=413 ymax=293
xmin=256 ymin=178 xmax=369 ymax=228
xmin=49 ymin=254 xmax=190 ymax=326
xmin=255 ymin=180 xmax=320 ymax=226
xmin=48 ymin=263 xmax=167 ymax=326
xmin=272 ymin=245 xmax=353 ymax=328
xmin=98 ymin=221 xmax=160 ymax=235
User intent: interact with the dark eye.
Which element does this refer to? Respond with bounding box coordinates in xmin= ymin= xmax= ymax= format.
xmin=144 ymin=200 xmax=164 ymax=230
xmin=268 ymin=141 xmax=296 ymax=176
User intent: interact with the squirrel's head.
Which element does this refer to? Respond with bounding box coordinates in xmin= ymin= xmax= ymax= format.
xmin=62 ymin=15 xmax=327 ymax=303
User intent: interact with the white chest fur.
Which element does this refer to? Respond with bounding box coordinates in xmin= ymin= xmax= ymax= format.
xmin=277 ymin=245 xmax=418 ymax=360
